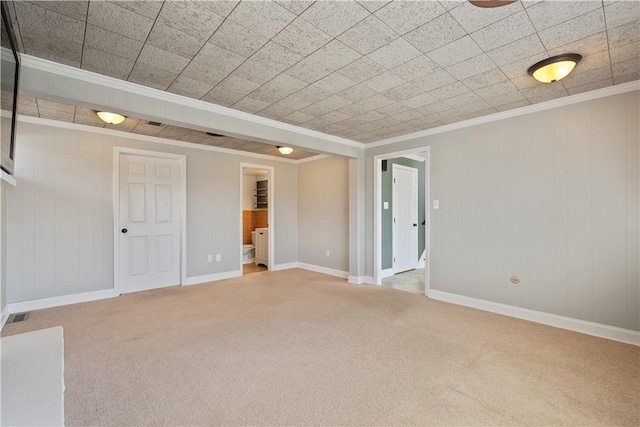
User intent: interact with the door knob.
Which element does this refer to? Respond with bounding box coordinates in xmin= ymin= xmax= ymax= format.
xmin=413 ymin=223 xmax=417 ymax=227
xmin=121 ymin=228 xmax=128 ymax=233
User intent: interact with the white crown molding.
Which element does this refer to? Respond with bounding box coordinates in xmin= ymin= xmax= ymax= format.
xmin=428 ymin=289 xmax=640 ymax=346
xmin=295 ymin=154 xmax=332 ymax=164
xmin=17 ymin=114 xmax=314 ymax=164
xmin=368 ymin=80 xmax=640 ymax=148
xmin=21 ymin=54 xmax=365 ymax=151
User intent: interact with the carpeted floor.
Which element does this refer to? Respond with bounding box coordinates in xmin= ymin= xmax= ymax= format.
xmin=2 ymin=269 xmax=638 ymax=426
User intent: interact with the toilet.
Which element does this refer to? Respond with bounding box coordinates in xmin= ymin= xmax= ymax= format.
xmin=242 ymin=231 xmax=256 ymax=264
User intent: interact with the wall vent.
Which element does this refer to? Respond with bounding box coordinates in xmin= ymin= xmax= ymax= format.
xmin=147 ymin=121 xmax=162 ymax=126
xmin=7 ymin=312 xmax=29 ymax=323
xmin=207 ymin=132 xmax=224 ymax=137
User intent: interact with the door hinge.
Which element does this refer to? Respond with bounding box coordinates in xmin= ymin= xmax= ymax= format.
xmin=393 ymin=257 xmax=395 ymax=263
xmin=393 ymin=178 xmax=396 ymax=183
xmin=393 ymin=218 xmax=396 ymax=223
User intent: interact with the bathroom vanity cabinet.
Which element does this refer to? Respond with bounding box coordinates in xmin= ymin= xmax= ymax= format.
xmin=254 ymin=228 xmax=268 ymax=267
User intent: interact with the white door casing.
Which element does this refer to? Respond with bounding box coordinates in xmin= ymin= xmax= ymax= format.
xmin=392 ymin=164 xmax=418 ymax=274
xmin=116 ymin=150 xmax=185 ymax=294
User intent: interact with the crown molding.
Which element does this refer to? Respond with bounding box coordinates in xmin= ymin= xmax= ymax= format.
xmin=20 ymin=54 xmax=366 ymax=151
xmin=367 ymin=80 xmax=640 ymax=149
xmin=17 ymin=115 xmax=313 ymax=164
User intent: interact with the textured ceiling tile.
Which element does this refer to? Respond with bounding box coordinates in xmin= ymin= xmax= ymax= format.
xmin=399 ymin=92 xmax=438 ymax=109
xmin=208 ymin=20 xmax=268 ymax=57
xmin=228 ymin=1 xmax=296 ymax=38
xmin=367 ymin=37 xmax=421 ymax=69
xmin=357 ymin=1 xmax=391 ymax=13
xmin=416 ymin=101 xmax=452 ymax=115
xmin=251 ymin=41 xmax=304 ymax=72
xmin=137 ymin=45 xmax=190 ymax=74
xmin=403 ymin=13 xmax=466 ymax=54
xmin=411 ymin=69 xmax=457 ymax=92
xmin=110 ymin=1 xmax=162 ymax=19
xmin=390 ymin=55 xmax=440 ymax=81
xmin=260 ymin=95 xmax=314 ymax=117
xmin=486 ymin=33 xmax=546 ymax=66
xmin=312 ymin=73 xmax=358 ymax=94
xmin=356 ymin=93 xmax=395 ymax=111
xmin=446 ymin=54 xmax=495 ymax=80
xmin=336 ymin=103 xmax=366 ymax=117
xmin=439 ymin=0 xmax=466 ymax=11
xmin=561 ymin=66 xmax=612 ymax=89
xmin=520 ymin=82 xmax=568 ymax=101
xmin=426 ymin=81 xmax=469 ymax=100
xmin=247 ymin=74 xmax=307 ymax=103
xmin=464 ymin=106 xmax=497 ymax=119
xmin=337 ymin=15 xmax=398 ymax=55
xmin=21 ymin=32 xmax=83 ymax=67
xmin=448 ymin=0 xmax=521 ymax=33
xmin=146 ymin=23 xmax=207 ymax=59
xmin=538 ymin=9 xmax=605 ymax=50
xmin=315 ymin=95 xmax=354 ymax=111
xmin=87 ymin=1 xmax=153 ymax=42
xmin=526 ymin=0 xmax=602 ymax=32
xmin=339 ymin=83 xmax=379 ymax=102
xmin=156 ymin=125 xmax=192 ymax=140
xmin=16 ymin=2 xmax=85 ymax=41
xmin=307 ymin=40 xmax=362 ymax=73
xmin=128 ymin=62 xmax=179 ymax=91
xmin=300 ymin=101 xmax=336 ymax=117
xmin=608 ymin=20 xmax=640 ymax=48
xmin=275 ymin=1 xmax=315 ymax=15
xmin=28 ymin=0 xmax=88 ymax=21
xmin=573 ymin=51 xmax=611 ymax=74
xmin=364 ymin=70 xmax=406 ymax=92
xmin=548 ymin=32 xmax=609 ymax=58
xmin=193 ymin=43 xmax=246 ymax=74
xmin=610 ymin=41 xmax=640 ymax=64
xmin=605 ymin=0 xmax=640 ymax=29
xmin=294 ymin=85 xmax=332 ymax=103
xmin=284 ymin=58 xmax=333 ymax=83
xmin=180 ymin=131 xmax=209 ymax=143
xmin=527 ymin=90 xmax=568 ymax=105
xmin=427 ymin=35 xmax=482 ymax=68
xmin=167 ymin=76 xmax=215 ymax=100
xmin=300 ymin=1 xmax=369 ymax=37
xmin=612 ymin=58 xmax=640 ymax=84
xmin=484 ymin=90 xmax=526 ymax=108
xmin=84 ymin=25 xmax=142 ymax=61
xmin=383 ymin=82 xmax=424 ymax=101
xmin=232 ymin=97 xmax=272 ymax=114
xmin=376 ymin=103 xmax=413 ymax=116
xmin=499 ymin=52 xmax=548 ymax=79
xmin=272 ymin=17 xmax=333 ymax=56
xmin=567 ymin=79 xmax=613 ymax=96
xmin=180 ymin=61 xmax=229 ymax=87
xmin=470 ymin=11 xmax=535 ymax=52
xmin=374 ymin=1 xmax=446 ymax=35
xmin=336 ymin=57 xmax=387 ymax=83
xmin=16 ymin=96 xmax=39 ymax=116
xmin=38 ymin=107 xmax=75 ymax=122
xmin=74 ymin=113 xmax=107 ymax=128
xmin=82 ymin=46 xmax=134 ymax=80
xmin=36 ymin=99 xmax=76 ymax=114
xmin=473 ymin=80 xmax=517 ymax=99
xmin=510 ymin=73 xmax=541 ymax=91
xmin=320 ymin=110 xmax=352 ymax=124
xmin=460 ymin=68 xmax=508 ymax=90
xmin=201 ymin=1 xmax=239 ymax=18
xmin=282 ymin=111 xmax=316 ymax=124
xmin=232 ymin=59 xmax=281 ymax=85
xmin=156 ymin=1 xmax=224 ymax=40
xmin=105 ymin=117 xmax=139 ymax=132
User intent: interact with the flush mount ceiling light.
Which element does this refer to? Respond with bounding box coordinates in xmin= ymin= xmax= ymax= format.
xmin=469 ymin=0 xmax=517 ymax=8
xmin=527 ymin=54 xmax=582 ymax=83
xmin=96 ymin=111 xmax=126 ymax=125
xmin=277 ymin=146 xmax=293 ymax=155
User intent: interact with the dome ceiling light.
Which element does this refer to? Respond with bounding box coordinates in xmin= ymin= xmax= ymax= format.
xmin=468 ymin=0 xmax=517 ymax=8
xmin=96 ymin=111 xmax=126 ymax=125
xmin=277 ymin=146 xmax=293 ymax=155
xmin=527 ymin=54 xmax=582 ymax=83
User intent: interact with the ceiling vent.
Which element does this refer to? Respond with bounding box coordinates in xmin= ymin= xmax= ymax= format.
xmin=7 ymin=312 xmax=29 ymax=323
xmin=147 ymin=121 xmax=162 ymax=126
xmin=207 ymin=132 xmax=225 ymax=137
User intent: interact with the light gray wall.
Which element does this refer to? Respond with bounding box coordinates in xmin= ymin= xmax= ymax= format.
xmin=297 ymin=156 xmax=350 ymax=272
xmin=366 ymin=91 xmax=639 ymax=331
xmin=5 ymin=121 xmax=299 ymax=303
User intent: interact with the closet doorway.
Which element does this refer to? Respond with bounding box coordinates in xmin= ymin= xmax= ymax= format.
xmin=240 ymin=164 xmax=274 ymax=275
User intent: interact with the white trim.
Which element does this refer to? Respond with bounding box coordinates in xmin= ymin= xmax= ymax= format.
xmin=272 ymin=262 xmax=298 ymax=271
xmin=18 ymin=115 xmax=304 ymax=164
xmin=1 ymin=304 xmax=9 ymax=329
xmin=428 ymin=289 xmax=640 ymax=346
xmin=1 ymin=170 xmax=16 ymax=186
xmin=348 ymin=275 xmax=366 ymax=284
xmin=391 ymin=163 xmax=419 ymax=274
xmin=297 ymin=262 xmax=349 ymax=279
xmin=295 ymin=154 xmax=332 ymax=164
xmin=183 ymin=270 xmax=242 ymax=286
xmin=113 ymin=147 xmax=187 ymax=295
xmin=21 ymin=54 xmax=364 ymax=150
xmin=6 ymin=290 xmax=117 ymax=314
xmin=402 ymin=154 xmax=426 ymax=162
xmin=380 ymin=268 xmax=394 ymax=279
xmin=368 ymin=80 xmax=640 ymax=148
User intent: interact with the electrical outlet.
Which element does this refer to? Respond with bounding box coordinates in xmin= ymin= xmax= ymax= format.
xmin=216 ymin=254 xmax=221 ymax=262
xmin=207 ymin=255 xmax=213 ymax=263
xmin=325 ymin=250 xmax=330 ymax=258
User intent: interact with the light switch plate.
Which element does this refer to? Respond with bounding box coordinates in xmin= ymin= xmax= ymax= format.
xmin=433 ymin=200 xmax=440 ymax=209
xmin=383 ymin=202 xmax=389 ymax=209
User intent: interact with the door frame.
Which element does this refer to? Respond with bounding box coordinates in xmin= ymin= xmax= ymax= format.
xmin=391 ymin=163 xmax=419 ymax=274
xmin=113 ymin=147 xmax=187 ymax=295
xmin=373 ymin=146 xmax=431 ymax=295
xmin=239 ymin=163 xmax=274 ymax=271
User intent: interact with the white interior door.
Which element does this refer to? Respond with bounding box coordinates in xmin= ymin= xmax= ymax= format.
xmin=119 ymin=153 xmax=181 ymax=293
xmin=392 ymin=164 xmax=418 ymax=274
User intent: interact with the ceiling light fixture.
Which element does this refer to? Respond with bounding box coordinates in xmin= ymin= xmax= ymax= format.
xmin=96 ymin=111 xmax=126 ymax=125
xmin=277 ymin=146 xmax=293 ymax=155
xmin=469 ymin=0 xmax=516 ymax=8
xmin=527 ymin=54 xmax=582 ymax=83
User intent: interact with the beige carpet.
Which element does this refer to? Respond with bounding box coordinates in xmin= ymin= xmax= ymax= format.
xmin=2 ymin=269 xmax=638 ymax=426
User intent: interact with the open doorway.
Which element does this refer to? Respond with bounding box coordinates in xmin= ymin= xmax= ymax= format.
xmin=374 ymin=148 xmax=430 ymax=296
xmin=240 ymin=164 xmax=274 ymax=275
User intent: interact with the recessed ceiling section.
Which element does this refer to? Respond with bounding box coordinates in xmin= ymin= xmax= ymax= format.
xmin=16 ymin=96 xmax=319 ymax=160
xmin=6 ymin=0 xmax=640 ymax=143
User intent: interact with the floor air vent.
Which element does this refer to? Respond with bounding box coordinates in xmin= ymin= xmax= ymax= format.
xmin=7 ymin=312 xmax=29 ymax=324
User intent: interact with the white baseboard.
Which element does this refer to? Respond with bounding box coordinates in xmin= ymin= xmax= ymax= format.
xmin=183 ymin=270 xmax=242 ymax=286
xmin=297 ymin=263 xmax=349 ymax=279
xmin=1 ymin=304 xmax=9 ymax=329
xmin=348 ymin=275 xmax=375 ymax=284
xmin=6 ymin=289 xmax=117 ymax=315
xmin=272 ymin=262 xmax=298 ymax=271
xmin=416 ymin=250 xmax=426 ymax=269
xmin=428 ymin=289 xmax=640 ymax=346
xmin=380 ymin=268 xmax=394 ymax=279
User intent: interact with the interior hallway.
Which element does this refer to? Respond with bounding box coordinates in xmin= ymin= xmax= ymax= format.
xmin=382 ymin=268 xmax=426 ymax=295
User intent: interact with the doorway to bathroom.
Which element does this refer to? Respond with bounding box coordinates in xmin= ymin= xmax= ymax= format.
xmin=240 ymin=164 xmax=274 ymax=275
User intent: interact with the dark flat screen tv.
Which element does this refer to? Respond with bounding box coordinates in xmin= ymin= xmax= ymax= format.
xmin=1 ymin=0 xmax=20 ymax=175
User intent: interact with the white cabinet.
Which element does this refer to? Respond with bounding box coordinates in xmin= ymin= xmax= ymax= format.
xmin=254 ymin=228 xmax=268 ymax=267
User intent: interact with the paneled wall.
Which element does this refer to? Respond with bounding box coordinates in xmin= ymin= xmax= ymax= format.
xmin=368 ymin=90 xmax=639 ymax=331
xmin=6 ymin=121 xmax=298 ymax=303
xmin=242 ymin=210 xmax=268 ymax=244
